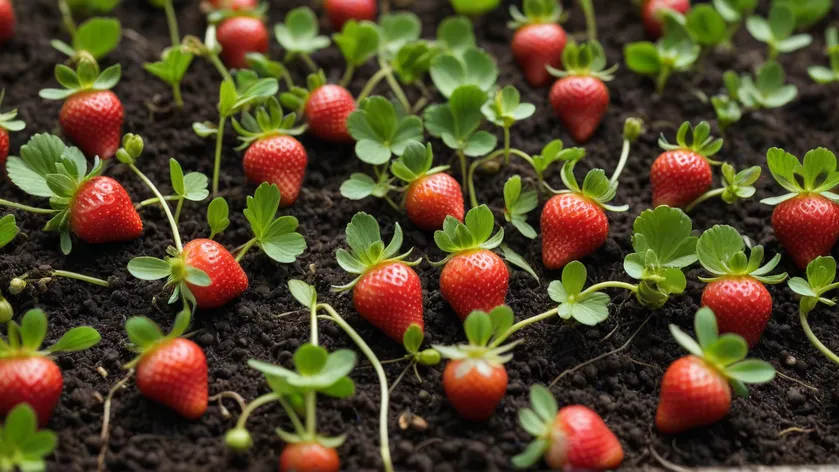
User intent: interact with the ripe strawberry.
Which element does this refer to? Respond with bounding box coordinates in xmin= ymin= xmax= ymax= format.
xmin=126 ymin=314 xmax=208 ymax=419
xmin=305 ymin=82 xmax=355 ymax=143
xmin=234 ymin=98 xmax=308 ymax=207
xmin=762 ymin=147 xmax=839 ymax=269
xmin=434 ymin=205 xmax=508 ymax=319
xmin=0 ymin=309 xmax=100 ymax=425
xmin=697 ymin=225 xmax=787 ymax=348
xmin=509 ymin=0 xmax=567 ymax=87
xmin=642 ymin=0 xmax=691 ymax=38
xmin=325 ymin=0 xmax=377 ymax=31
xmin=0 ymin=0 xmax=14 ymax=45
xmin=0 ymin=91 xmax=25 ymax=165
xmin=544 ymin=406 xmax=625 ymax=470
xmin=279 ymin=443 xmax=341 ymax=472
xmin=182 ymin=238 xmax=249 ymax=309
xmin=216 ymin=15 xmax=269 ymax=70
xmin=207 ymin=0 xmax=258 ymax=10
xmin=69 ymin=176 xmax=144 ymax=244
xmin=541 ymin=194 xmax=608 ymax=270
xmin=650 ymin=121 xmax=722 ymax=209
xmin=335 ymin=213 xmax=423 ymax=342
xmin=656 ymin=307 xmax=775 ymax=434
xmin=547 ymin=42 xmax=616 ymax=144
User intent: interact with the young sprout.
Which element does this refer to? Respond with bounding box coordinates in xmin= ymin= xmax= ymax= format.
xmin=274 ymin=6 xmax=331 ymax=73
xmin=345 ymin=96 xmax=423 ymax=171
xmin=503 ymin=176 xmax=538 ymax=239
xmin=480 ymin=85 xmax=536 ymax=166
xmin=51 ymin=17 xmax=122 ymax=62
xmin=182 ymin=25 xmax=230 ymax=80
xmin=745 ymin=4 xmax=812 ymax=60
xmin=712 ymin=61 xmax=798 ymax=132
xmin=685 ymin=163 xmax=761 ymax=211
xmin=808 ymin=27 xmax=839 ymax=84
xmin=710 ymin=0 xmax=757 ymax=46
xmin=527 ymin=139 xmax=585 ymax=199
xmin=144 ymin=47 xmax=194 ymax=109
xmin=0 ymin=404 xmax=58 ymax=471
xmin=0 ymin=89 xmax=26 ymax=154
xmin=683 ymin=5 xmax=727 ymax=49
xmin=772 ymin=0 xmax=832 ymax=31
xmin=246 ymin=52 xmax=295 ymax=90
xmin=8 ymin=267 xmax=110 ymax=295
xmin=135 ymin=159 xmax=209 ymax=224
xmin=429 ymin=47 xmax=498 ymax=99
xmin=206 ymin=197 xmax=230 ymax=240
xmin=788 ymin=256 xmax=839 ymax=365
xmin=333 ymin=19 xmax=380 ymax=86
xmin=235 ymin=183 xmax=306 ymax=263
xmin=0 ymin=214 xmax=17 ymax=250
xmin=624 ymin=15 xmax=700 ymax=93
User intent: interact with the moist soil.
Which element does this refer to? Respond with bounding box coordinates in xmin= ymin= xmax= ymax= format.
xmin=1 ymin=0 xmax=839 ymax=470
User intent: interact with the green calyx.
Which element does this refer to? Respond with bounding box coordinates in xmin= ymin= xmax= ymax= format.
xmin=390 ymin=141 xmax=449 ymax=185
xmin=760 ymin=147 xmax=839 ymax=206
xmin=531 ymin=139 xmax=585 ymax=177
xmin=433 ymin=205 xmax=504 ymax=262
xmin=0 ymin=90 xmax=25 ymax=133
xmin=508 ymin=0 xmax=562 ymax=29
xmin=481 ymin=85 xmax=536 ymax=128
xmin=788 ymin=256 xmax=839 ymax=316
xmin=231 ymin=97 xmax=305 ymax=150
xmin=127 ymin=246 xmax=212 ymax=308
xmin=547 ymin=41 xmax=617 ymax=81
xmin=0 ymin=404 xmax=58 ymax=472
xmin=0 ymin=308 xmax=101 ymax=359
xmin=332 ymin=212 xmax=418 ymax=293
xmin=402 ymin=324 xmax=441 ymax=366
xmin=697 ymin=225 xmax=787 ymax=284
xmin=280 ymin=70 xmax=326 ymax=113
xmin=432 ymin=306 xmax=521 ymax=364
xmin=719 ymin=163 xmax=761 ymax=205
xmin=658 ymin=121 xmax=723 ymax=161
xmin=39 ymin=60 xmax=121 ymax=101
xmin=670 ymin=307 xmax=776 ymax=397
xmin=559 ymin=158 xmax=628 ymax=212
xmin=548 ymin=261 xmax=611 ymax=326
xmin=511 ymin=384 xmax=558 ymax=469
xmin=207 ymin=4 xmax=267 ymax=24
xmin=124 ymin=309 xmax=191 ymax=368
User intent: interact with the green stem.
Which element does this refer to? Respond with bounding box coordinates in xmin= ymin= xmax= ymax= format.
xmin=277 ymin=396 xmax=307 ymax=435
xmin=579 ymin=281 xmax=638 ymax=298
xmin=490 ymin=307 xmax=559 ymax=348
xmin=656 ymin=65 xmax=673 ymax=95
xmin=212 ymin=115 xmax=228 ymax=196
xmin=457 ymin=149 xmax=468 ymax=189
xmin=610 ymin=138 xmax=630 ymax=185
xmin=208 ymin=54 xmax=231 ymax=80
xmin=768 ymin=45 xmax=778 ymax=61
xmin=234 ymin=238 xmax=258 ymax=263
xmin=509 ymin=148 xmax=535 ymax=168
xmin=0 ymin=199 xmax=59 ymax=215
xmin=51 ymin=270 xmax=110 ymax=287
xmin=385 ymin=70 xmax=411 ymax=113
xmin=137 ymin=195 xmax=180 ymax=208
xmin=304 ymin=285 xmax=319 ymax=439
xmin=578 ymin=0 xmax=597 ymax=41
xmin=340 ymin=64 xmax=355 ymax=87
xmin=502 ymin=126 xmax=511 ymax=165
xmin=319 ymin=304 xmax=394 ymax=472
xmin=468 ymin=149 xmax=507 ymax=208
xmin=300 ymin=54 xmax=318 ymax=73
xmin=383 ymin=195 xmax=401 ymax=212
xmin=685 ymin=188 xmax=724 ymax=212
xmin=358 ymin=68 xmax=389 ymax=102
xmin=162 ymin=0 xmax=180 ymax=48
xmin=172 ymin=82 xmax=184 ymax=109
xmin=280 ymin=70 xmax=295 ymax=90
xmin=129 ymin=165 xmax=183 ymax=252
xmin=234 ymin=392 xmax=280 ymax=430
xmin=800 ymin=311 xmax=839 ymax=366
xmin=58 ymin=0 xmax=77 ymax=36
xmin=174 ymin=198 xmax=184 ymax=225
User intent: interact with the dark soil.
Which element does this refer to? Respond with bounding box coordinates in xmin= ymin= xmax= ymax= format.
xmin=1 ymin=0 xmax=838 ymax=470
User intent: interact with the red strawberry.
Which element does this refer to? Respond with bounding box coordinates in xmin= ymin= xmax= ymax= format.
xmin=440 ymin=250 xmax=508 ymax=320
xmin=217 ymin=15 xmax=269 ymax=70
xmin=207 ymin=0 xmax=258 ymax=10
xmin=336 ymin=213 xmax=424 ymax=342
xmin=544 ymin=406 xmax=625 ymax=470
xmin=656 ymin=307 xmax=776 ymax=434
xmin=762 ymin=147 xmax=839 ymax=269
xmin=642 ymin=0 xmax=691 ymax=38
xmin=0 ymin=309 xmax=100 ymax=425
xmin=0 ymin=93 xmax=23 ymax=164
xmin=325 ymin=0 xmax=377 ymax=31
xmin=279 ymin=443 xmax=341 ymax=472
xmin=243 ymin=136 xmax=307 ymax=207
xmin=0 ymin=128 xmax=7 ymax=165
xmin=182 ymin=238 xmax=249 ymax=309
xmin=0 ymin=0 xmax=15 ymax=45
xmin=650 ymin=121 xmax=722 ymax=209
xmin=541 ymin=193 xmax=608 ymax=270
xmin=443 ymin=358 xmax=508 ymax=421
xmin=509 ymin=1 xmax=567 ymax=87
xmin=69 ymin=176 xmax=143 ymax=244
xmin=135 ymin=338 xmax=208 ymax=419
xmin=305 ymin=84 xmax=355 ymax=143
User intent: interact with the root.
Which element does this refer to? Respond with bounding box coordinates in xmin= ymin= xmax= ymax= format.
xmin=388 ymin=362 xmax=414 ymax=394
xmin=649 ymin=444 xmax=691 ymax=472
xmin=778 ymin=426 xmax=814 ymax=437
xmin=208 ymin=391 xmax=247 ymax=418
xmin=776 ymin=371 xmax=819 ymax=392
xmin=98 ymin=369 xmax=135 ymax=472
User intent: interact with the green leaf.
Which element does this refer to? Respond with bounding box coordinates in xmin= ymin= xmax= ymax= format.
xmin=334 ymin=20 xmax=379 ymax=67
xmin=185 ymin=267 xmax=211 ymax=287
xmin=706 ymin=333 xmax=748 ymax=366
xmin=487 ymin=305 xmax=514 ymax=339
xmin=207 ymin=197 xmax=230 ymax=239
xmin=437 ymin=16 xmax=476 ymax=57
xmin=127 ymin=257 xmax=172 ymax=280
xmin=144 ymin=47 xmax=193 ymax=86
xmin=726 ymin=359 xmax=776 ymax=383
xmin=345 ymin=212 xmax=383 ymax=259
xmin=463 ymin=311 xmax=493 ymax=346
xmin=713 ymin=0 xmax=756 ymax=22
xmin=288 ymin=280 xmax=317 ymax=310
xmin=501 ymin=244 xmax=539 ymax=282
xmin=391 ymin=141 xmax=433 ymax=183
xmin=403 ymin=324 xmax=424 ymax=354
xmin=169 ymin=159 xmax=185 ymax=196
xmin=378 ymin=12 xmax=422 ymax=60
xmin=424 ymin=85 xmax=488 ymax=150
xmin=465 ymin=205 xmax=494 ymax=245
xmin=624 ymin=42 xmax=661 ymax=75
xmin=261 ymin=219 xmax=306 ymax=264
xmin=430 ymin=49 xmax=498 ymax=98
xmin=231 ymin=79 xmax=279 ymax=114
xmin=0 ymin=214 xmax=19 ymax=248
xmin=481 ymin=85 xmax=535 ymax=127
xmin=529 ymin=384 xmax=558 ymax=422
xmin=697 ymin=225 xmax=745 ymax=276
xmin=560 ymin=292 xmax=610 ymax=326
xmin=630 ymin=206 xmax=698 ymax=269
xmin=318 ymin=377 xmax=356 ymax=398
xmin=809 ymin=65 xmax=837 ymax=84
xmin=392 ymin=41 xmax=437 ymax=84
xmin=806 ymin=256 xmax=837 ymax=290
xmin=7 ymin=134 xmax=67 ymax=198
xmin=182 ymin=172 xmax=209 ymax=201
xmin=347 ymin=97 xmax=423 ymax=165
xmin=307 ymin=349 xmax=357 ymax=387
xmin=669 ymin=324 xmax=704 ymax=357
xmin=274 ymin=7 xmax=331 ymax=55
xmin=19 ymin=309 xmax=47 ymax=351
xmin=125 ymin=316 xmax=164 ymax=348
xmin=46 ymin=326 xmax=100 ymax=352
xmin=244 ymin=183 xmax=281 ymax=240
xmin=4 ymin=403 xmax=38 ymax=446
xmin=518 ymin=408 xmax=547 ymax=437
xmin=450 ymin=0 xmax=500 ymax=15
xmin=294 ymin=343 xmax=329 ymax=376
xmin=19 ymin=430 xmax=57 ymax=459
xmin=74 ymin=17 xmax=121 ymax=60
xmin=340 ymin=173 xmax=385 ymax=200
xmin=686 ymin=5 xmax=727 ymax=46
xmin=773 ymin=0 xmax=831 ymax=30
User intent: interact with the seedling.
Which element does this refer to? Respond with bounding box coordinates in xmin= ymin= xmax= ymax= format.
xmin=430 ymin=48 xmax=498 ymax=99
xmin=345 ymin=96 xmax=423 ymax=168
xmin=144 ymin=47 xmax=194 ymax=109
xmin=624 ymin=15 xmax=700 ymax=93
xmin=52 ymin=15 xmax=121 ymax=62
xmin=135 ymin=159 xmax=208 ymax=224
xmin=480 ymin=85 xmax=535 ymax=166
xmin=746 ymin=4 xmax=812 ymax=60
xmin=206 ymin=197 xmax=230 ymax=240
xmin=808 ymin=27 xmax=839 ymax=84
xmin=0 ymin=214 xmax=17 ymax=250
xmin=0 ymin=89 xmax=26 ymax=161
xmin=182 ymin=25 xmax=231 ymax=80
xmin=788 ymin=256 xmax=839 ymax=365
xmin=334 ymin=19 xmax=379 ymax=86
xmin=0 ymin=404 xmax=58 ymax=471
xmin=274 ymin=7 xmax=330 ymax=72
xmin=8 ymin=267 xmax=110 ymax=296
xmin=503 ymin=176 xmax=538 ymax=239
xmin=773 ymin=0 xmax=832 ymax=30
xmin=246 ymin=52 xmax=294 ymax=89
xmin=234 ymin=183 xmax=306 ymax=263
xmin=712 ymin=61 xmax=798 ymax=131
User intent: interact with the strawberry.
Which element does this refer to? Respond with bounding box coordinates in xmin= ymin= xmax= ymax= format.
xmin=761 ymin=147 xmax=839 ymax=269
xmin=216 ymin=15 xmax=269 ymax=70
xmin=335 ymin=212 xmax=423 ymax=342
xmin=325 ymin=0 xmax=377 ymax=31
xmin=642 ymin=0 xmax=691 ymax=38
xmin=298 ymin=72 xmax=355 ymax=143
xmin=279 ymin=443 xmax=341 ymax=472
xmin=650 ymin=121 xmax=723 ymax=209
xmin=0 ymin=90 xmax=25 ymax=165
xmin=656 ymin=307 xmax=775 ymax=434
xmin=207 ymin=0 xmax=258 ymax=10
xmin=697 ymin=225 xmax=787 ymax=347
xmin=434 ymin=307 xmax=518 ymax=421
xmin=69 ymin=176 xmax=144 ymax=244
xmin=39 ymin=60 xmax=124 ymax=160
xmin=434 ymin=205 xmax=508 ymax=320
xmin=547 ymin=41 xmax=617 ymax=144
xmin=182 ymin=238 xmax=249 ymax=309
xmin=509 ymin=0 xmax=567 ymax=88
xmin=0 ymin=0 xmax=14 ymax=45
xmin=233 ymin=98 xmax=308 ymax=207
xmin=125 ymin=313 xmax=208 ymax=419
xmin=0 ymin=309 xmax=100 ymax=425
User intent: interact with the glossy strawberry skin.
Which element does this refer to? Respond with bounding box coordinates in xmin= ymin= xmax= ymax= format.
xmin=772 ymin=195 xmax=839 ymax=269
xmin=650 ymin=149 xmax=712 ymax=208
xmin=0 ymin=0 xmax=15 ymax=45
xmin=443 ymin=359 xmax=507 ymax=421
xmin=208 ymin=0 xmax=258 ymax=10
xmin=440 ymin=250 xmax=508 ymax=320
xmin=544 ymin=406 xmax=624 ymax=470
xmin=541 ymin=193 xmax=609 ymax=270
xmin=0 ymin=357 xmax=63 ymax=426
xmin=656 ymin=355 xmax=731 ymax=434
xmin=0 ymin=127 xmax=9 ymax=165
xmin=353 ymin=262 xmax=424 ymax=342
xmin=243 ymin=135 xmax=308 ymax=207
xmin=182 ymin=239 xmax=249 ymax=309
xmin=70 ymin=176 xmax=143 ymax=244
xmin=325 ymin=0 xmax=377 ymax=31
xmin=135 ymin=338 xmax=208 ymax=419
xmin=60 ymin=90 xmax=123 ymax=160
xmin=217 ymin=16 xmax=269 ymax=70
xmin=405 ymin=173 xmax=464 ymax=231
xmin=702 ymin=277 xmax=772 ymax=348
xmin=512 ymin=23 xmax=567 ymax=88
xmin=279 ymin=443 xmax=341 ymax=472
xmin=549 ymin=76 xmax=610 ymax=144
xmin=304 ymin=85 xmax=356 ymax=143
xmin=643 ymin=0 xmax=691 ymax=38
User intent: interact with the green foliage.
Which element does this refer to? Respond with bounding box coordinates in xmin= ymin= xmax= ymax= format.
xmin=548 ymin=261 xmax=610 ymax=326
xmin=249 ymin=344 xmax=357 ymax=399
xmin=243 ymin=184 xmax=306 ymax=264
xmin=760 ymin=147 xmax=839 ymax=205
xmin=530 ymin=139 xmax=585 ymax=179
xmin=217 ymin=77 xmax=279 ymax=118
xmin=288 ymin=280 xmax=318 ymax=311
xmin=808 ymin=27 xmax=839 ymax=84
xmin=347 ymin=97 xmax=424 ymax=165
xmin=378 ymin=12 xmax=422 ymax=60
xmin=0 ymin=404 xmax=58 ymax=472
xmin=231 ymin=98 xmax=303 ymax=149
xmin=51 ymin=17 xmax=122 ymax=60
xmin=788 ymin=256 xmax=838 ymax=316
xmin=659 ymin=121 xmax=723 ymax=158
xmin=624 ymin=17 xmax=700 ymax=92
xmin=508 ymin=0 xmax=562 ymax=28
xmin=511 ymin=385 xmax=558 ymax=468
xmin=718 ymin=163 xmax=761 ymax=204
xmin=697 ymin=225 xmax=787 ymax=284
xmin=274 ymin=7 xmax=330 ymax=56
xmin=772 ymin=0 xmax=832 ymax=30
xmin=334 ymin=20 xmax=379 ymax=67
xmin=168 ymin=159 xmax=209 ymax=203
xmin=0 ymin=215 xmax=18 ymax=249
xmin=559 ymin=158 xmax=627 ymax=212
xmin=144 ymin=47 xmax=193 ymax=86
xmin=451 ymin=0 xmax=500 ymax=16
xmin=424 ymin=85 xmax=496 ymax=157
xmin=392 ymin=41 xmax=437 ymax=85
xmin=0 ymin=309 xmax=100 ymax=357
xmin=713 ymin=0 xmax=757 ymax=23
xmin=746 ymin=5 xmax=813 ymax=58
xmin=548 ymin=41 xmax=616 ymax=79
xmin=481 ymin=86 xmax=535 ymax=128
xmin=430 ymin=49 xmax=498 ymax=98
xmin=39 ymin=61 xmax=121 ymax=101
xmin=125 ymin=310 xmax=191 ymax=358
xmin=433 ymin=306 xmax=520 ymax=363
xmin=434 ymin=205 xmax=503 ymax=257
xmin=436 ymin=16 xmax=476 ymax=58
xmin=339 ymin=173 xmax=392 ymax=201
xmin=390 ymin=141 xmax=449 ymax=184
xmin=207 ymin=197 xmax=230 ymax=240
xmin=333 ymin=212 xmax=415 ymax=291
xmin=503 ymin=176 xmax=538 ymax=239
xmin=713 ymin=62 xmax=797 ymax=130
xmin=685 ymin=5 xmax=727 ymax=47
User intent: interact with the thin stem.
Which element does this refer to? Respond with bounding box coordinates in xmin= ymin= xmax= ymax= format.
xmin=309 ymin=300 xmax=319 ymax=347
xmin=212 ymin=115 xmax=228 ymax=196
xmin=129 ymin=165 xmax=183 ymax=252
xmin=0 ymin=199 xmax=59 ymax=215
xmin=358 ymin=68 xmax=389 ymax=102
xmin=656 ymin=65 xmax=673 ymax=95
xmin=385 ymin=69 xmax=411 ymax=113
xmin=610 ymin=139 xmax=630 ymax=185
xmin=578 ymin=0 xmax=597 ymax=40
xmin=137 ymin=195 xmax=180 ymax=208
xmin=208 ymin=54 xmax=231 ymax=80
xmin=98 ymin=370 xmax=134 ymax=472
xmin=490 ymin=307 xmax=559 ymax=348
xmin=280 ymin=70 xmax=295 ymax=90
xmin=172 ymin=82 xmax=184 ymax=109
xmin=58 ymin=0 xmax=77 ymax=36
xmin=384 ymin=195 xmax=401 ymax=212
xmin=300 ymin=54 xmax=318 ymax=73
xmin=234 ymin=392 xmax=281 ymax=430
xmin=411 ymin=97 xmax=429 ymax=114
xmin=800 ymin=311 xmax=839 ymax=366
xmin=388 ymin=362 xmax=413 ymax=394
xmin=768 ymin=45 xmax=778 ymax=61
xmin=685 ymin=188 xmax=724 ymax=212
xmin=502 ymin=126 xmax=511 ymax=165
xmin=234 ymin=238 xmax=258 ymax=263
xmin=509 ymin=148 xmax=536 ymax=168
xmin=162 ymin=0 xmax=180 ymax=48
xmin=457 ymin=149 xmax=468 ymax=189
xmin=304 ymin=287 xmax=320 ymax=439
xmin=340 ymin=64 xmax=355 ymax=87
xmin=468 ymin=149 xmax=507 ymax=208
xmin=579 ymin=281 xmax=638 ymax=298
xmin=277 ymin=395 xmax=307 ymax=435
xmin=174 ymin=198 xmax=184 ymax=225
xmin=319 ymin=304 xmax=393 ymax=472
xmin=51 ymin=270 xmax=110 ymax=287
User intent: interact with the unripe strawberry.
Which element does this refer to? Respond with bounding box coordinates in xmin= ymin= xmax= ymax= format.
xmin=650 ymin=121 xmax=722 ymax=209
xmin=217 ymin=15 xmax=269 ymax=70
xmin=509 ymin=1 xmax=566 ymax=87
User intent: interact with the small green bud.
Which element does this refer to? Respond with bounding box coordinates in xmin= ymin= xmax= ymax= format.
xmin=0 ymin=295 xmax=12 ymax=323
xmin=122 ymin=133 xmax=145 ymax=160
xmin=115 ymin=148 xmax=134 ymax=165
xmin=9 ymin=278 xmax=26 ymax=295
xmin=224 ymin=428 xmax=253 ymax=451
xmin=417 ymin=348 xmax=441 ymax=366
xmin=623 ymin=118 xmax=644 ymax=142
